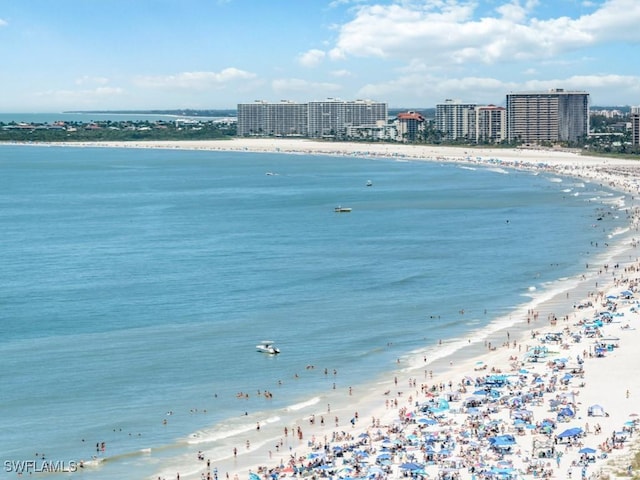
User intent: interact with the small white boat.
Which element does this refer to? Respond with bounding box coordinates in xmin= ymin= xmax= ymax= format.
xmin=256 ymin=341 xmax=280 ymax=354
xmin=366 ymin=180 xmax=372 ymax=187
xmin=334 ymin=206 xmax=352 ymax=213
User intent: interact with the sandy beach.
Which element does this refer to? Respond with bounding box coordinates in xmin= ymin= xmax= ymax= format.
xmin=16 ymin=139 xmax=640 ymax=480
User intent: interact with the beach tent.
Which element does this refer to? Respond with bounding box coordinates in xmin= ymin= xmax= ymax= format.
xmin=579 ymin=447 xmax=597 ymax=454
xmin=376 ymin=453 xmax=391 ymax=463
xmin=489 ymin=435 xmax=517 ymax=450
xmin=558 ymin=407 xmax=574 ymax=419
xmin=557 ymin=427 xmax=583 ymax=439
xmin=463 ymin=396 xmax=484 ymax=408
xmin=400 ymin=462 xmax=424 ymax=471
xmin=474 ymin=388 xmax=501 ymax=399
xmin=485 ymin=375 xmax=509 ymax=387
xmin=588 ymin=404 xmax=606 ymax=417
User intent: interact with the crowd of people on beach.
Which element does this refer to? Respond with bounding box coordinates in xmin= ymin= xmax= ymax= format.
xmin=175 ymin=279 xmax=639 ymax=480
xmin=46 ymin=138 xmax=639 ymax=480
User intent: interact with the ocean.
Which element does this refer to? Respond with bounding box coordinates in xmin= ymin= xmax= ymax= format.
xmin=0 ymin=112 xmax=222 ymax=124
xmin=0 ymin=144 xmax=631 ymax=479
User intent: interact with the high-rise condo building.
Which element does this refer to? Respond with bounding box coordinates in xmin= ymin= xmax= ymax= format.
xmin=237 ymin=99 xmax=388 ymax=139
xmin=396 ymin=111 xmax=426 ymax=142
xmin=307 ymin=99 xmax=388 ymax=138
xmin=237 ymin=100 xmax=308 ymax=137
xmin=436 ymin=99 xmax=477 ymax=141
xmin=506 ymin=89 xmax=590 ymax=144
xmin=631 ymin=106 xmax=640 ymax=147
xmin=475 ymin=105 xmax=506 ymax=143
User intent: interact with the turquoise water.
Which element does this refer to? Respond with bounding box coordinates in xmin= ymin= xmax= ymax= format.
xmin=0 ymin=145 xmax=629 ymax=479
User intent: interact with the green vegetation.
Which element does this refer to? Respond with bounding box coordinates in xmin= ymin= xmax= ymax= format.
xmin=0 ymin=119 xmax=236 ymax=143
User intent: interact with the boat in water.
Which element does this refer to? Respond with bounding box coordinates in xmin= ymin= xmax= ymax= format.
xmin=334 ymin=206 xmax=352 ymax=213
xmin=366 ymin=180 xmax=372 ymax=187
xmin=256 ymin=341 xmax=280 ymax=354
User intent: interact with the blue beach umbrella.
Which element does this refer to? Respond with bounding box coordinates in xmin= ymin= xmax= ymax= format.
xmin=557 ymin=427 xmax=583 ymax=438
xmin=579 ymin=447 xmax=597 ymax=454
xmin=418 ymin=417 xmax=437 ymax=425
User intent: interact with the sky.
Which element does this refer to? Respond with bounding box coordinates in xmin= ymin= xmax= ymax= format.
xmin=1 ymin=0 xmax=639 ymax=112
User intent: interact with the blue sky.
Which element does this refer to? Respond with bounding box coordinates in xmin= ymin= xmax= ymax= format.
xmin=1 ymin=0 xmax=639 ymax=112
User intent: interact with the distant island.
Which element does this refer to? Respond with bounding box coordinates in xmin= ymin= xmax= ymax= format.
xmin=0 ymin=117 xmax=236 ymax=142
xmin=63 ymin=109 xmax=237 ymax=118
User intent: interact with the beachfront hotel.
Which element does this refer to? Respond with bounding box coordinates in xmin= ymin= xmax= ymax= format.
xmin=236 ymin=100 xmax=309 ymax=137
xmin=435 ymin=99 xmax=477 ymax=141
xmin=435 ymin=101 xmax=506 ymax=144
xmin=396 ymin=111 xmax=426 ymax=142
xmin=631 ymin=106 xmax=640 ymax=146
xmin=506 ymin=89 xmax=590 ymax=144
xmin=237 ymin=99 xmax=388 ymax=139
xmin=474 ymin=105 xmax=507 ymax=144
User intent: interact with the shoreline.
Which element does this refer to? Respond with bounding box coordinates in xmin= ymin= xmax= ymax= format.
xmin=131 ymin=140 xmax=639 ymax=480
xmin=6 ymin=139 xmax=640 ymax=479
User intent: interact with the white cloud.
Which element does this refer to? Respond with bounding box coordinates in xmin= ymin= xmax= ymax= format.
xmin=330 ymin=69 xmax=352 ymax=77
xmin=133 ymin=68 xmax=256 ymax=89
xmin=328 ymin=47 xmax=346 ymax=61
xmin=328 ymin=0 xmax=640 ymax=66
xmin=356 ymin=71 xmax=640 ymax=106
xmin=298 ymin=49 xmax=326 ymax=68
xmin=521 ymin=74 xmax=640 ymax=92
xmin=75 ymin=75 xmax=110 ymax=86
xmin=0 ymin=18 xmax=8 ymax=27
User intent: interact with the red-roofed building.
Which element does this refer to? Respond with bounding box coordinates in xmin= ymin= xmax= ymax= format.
xmin=396 ymin=111 xmax=425 ymax=142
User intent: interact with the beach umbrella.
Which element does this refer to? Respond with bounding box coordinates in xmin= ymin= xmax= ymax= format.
xmin=558 ymin=407 xmax=574 ymax=417
xmin=400 ymin=462 xmax=424 ymax=471
xmin=579 ymin=447 xmax=597 ymax=454
xmin=489 ymin=435 xmax=516 ymax=447
xmin=366 ymin=466 xmax=385 ymax=477
xmin=418 ymin=417 xmax=437 ymax=425
xmin=557 ymin=427 xmax=583 ymax=438
xmin=249 ymin=473 xmax=261 ymax=480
